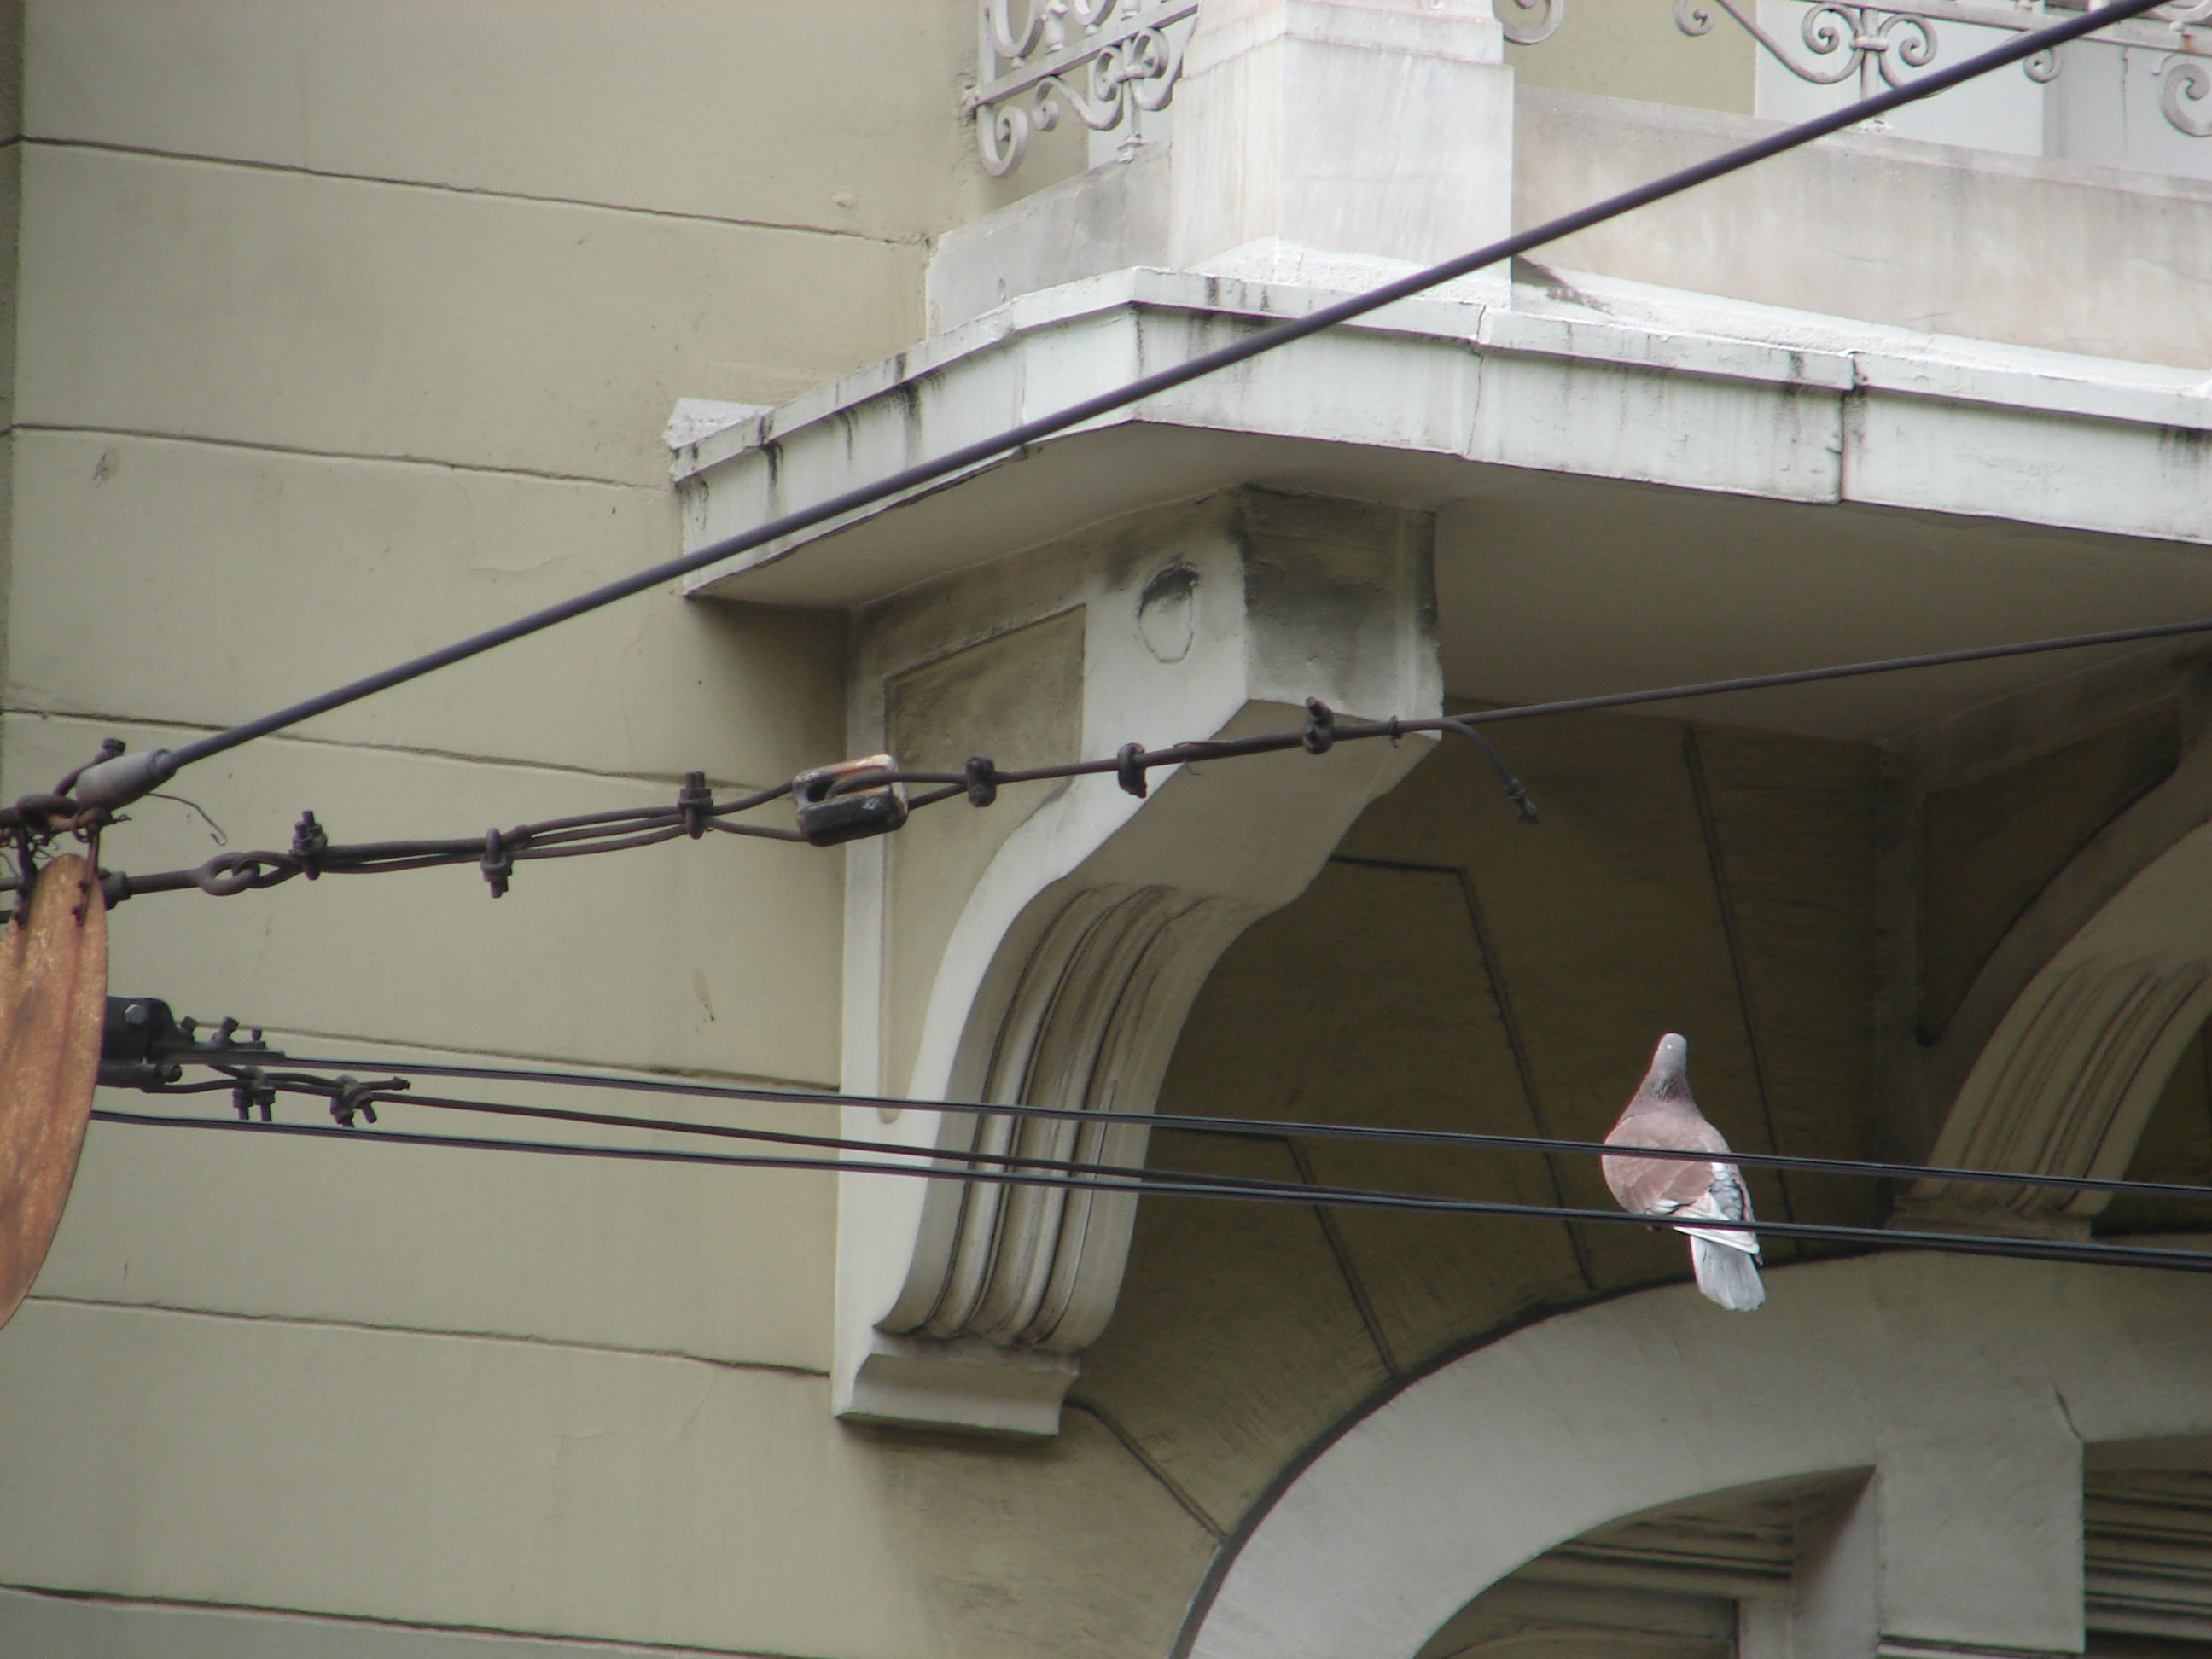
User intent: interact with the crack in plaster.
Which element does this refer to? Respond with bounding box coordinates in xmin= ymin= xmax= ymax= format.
xmin=1330 ymin=853 xmax=1602 ymax=1292
xmin=22 ymin=1294 xmax=831 ymax=1381
xmin=14 ymin=422 xmax=653 ymax=492
xmin=1284 ymin=1136 xmax=1404 ymax=1380
xmin=0 ymin=1582 xmax=813 ymax=1659
xmin=1682 ymin=725 xmax=1798 ymax=1225
xmin=232 ymin=1022 xmax=834 ymax=1093
xmin=5 ymin=706 xmax=777 ymax=795
xmin=2052 ymin=1383 xmax=2087 ymax=1443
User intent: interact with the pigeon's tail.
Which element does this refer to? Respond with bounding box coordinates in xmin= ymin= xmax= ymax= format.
xmin=1690 ymin=1235 xmax=1766 ymax=1312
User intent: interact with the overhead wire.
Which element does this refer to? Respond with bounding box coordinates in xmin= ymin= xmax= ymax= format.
xmin=34 ymin=0 xmax=2212 ymax=1284
xmin=28 ymin=605 xmax=2212 ymax=912
xmin=85 ymin=1105 xmax=2212 ymax=1279
xmin=147 ymin=1044 xmax=2212 ymax=1206
xmin=20 ymin=0 xmax=2172 ymax=821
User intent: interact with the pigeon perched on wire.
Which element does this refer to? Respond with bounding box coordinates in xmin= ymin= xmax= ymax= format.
xmin=1601 ymin=1033 xmax=1765 ymax=1311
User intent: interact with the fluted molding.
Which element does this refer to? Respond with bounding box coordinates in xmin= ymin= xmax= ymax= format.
xmin=896 ymin=885 xmax=1239 ymax=1351
xmin=834 ymin=490 xmax=1440 ymax=1435
xmin=1900 ymin=818 xmax=2212 ymax=1236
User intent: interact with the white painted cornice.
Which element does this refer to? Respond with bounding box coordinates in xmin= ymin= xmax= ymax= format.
xmin=675 ymin=265 xmax=2212 ymax=612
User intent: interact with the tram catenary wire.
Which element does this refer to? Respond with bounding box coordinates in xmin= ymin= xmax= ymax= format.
xmin=87 ymin=1107 xmax=2212 ymax=1279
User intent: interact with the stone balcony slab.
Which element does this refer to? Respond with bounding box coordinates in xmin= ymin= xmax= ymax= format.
xmin=674 ymin=263 xmax=2211 ymax=737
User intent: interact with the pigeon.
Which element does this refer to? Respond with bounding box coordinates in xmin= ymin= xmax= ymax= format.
xmin=1601 ymin=1033 xmax=1765 ymax=1312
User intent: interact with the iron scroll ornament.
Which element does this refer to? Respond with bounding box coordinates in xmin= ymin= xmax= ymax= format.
xmin=969 ymin=0 xmax=1197 ymax=177
xmin=1509 ymin=1 xmax=2212 ymax=138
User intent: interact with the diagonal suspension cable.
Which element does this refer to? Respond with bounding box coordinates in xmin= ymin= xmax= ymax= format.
xmin=48 ymin=0 xmax=2172 ymax=817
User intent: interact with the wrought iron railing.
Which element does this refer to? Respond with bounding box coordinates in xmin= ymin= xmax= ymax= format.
xmin=967 ymin=0 xmax=2212 ymax=175
xmin=1511 ymin=1 xmax=2212 ymax=137
xmin=968 ymin=0 xmax=1199 ymax=176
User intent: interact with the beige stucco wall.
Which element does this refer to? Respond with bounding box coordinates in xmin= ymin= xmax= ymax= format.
xmin=0 ymin=688 xmax=1892 ymax=1657
xmin=0 ymin=7 xmax=1161 ymax=1656
xmin=8 ymin=7 xmax=2209 ymax=1657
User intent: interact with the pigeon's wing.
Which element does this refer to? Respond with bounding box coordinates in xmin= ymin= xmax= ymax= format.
xmin=1602 ymin=1107 xmax=1731 ymax=1217
xmin=1670 ymin=1162 xmax=1760 ymax=1259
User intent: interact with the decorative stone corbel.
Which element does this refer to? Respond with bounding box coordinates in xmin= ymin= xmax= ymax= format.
xmin=1898 ymin=819 xmax=2212 ymax=1237
xmin=834 ymin=489 xmax=1439 ymax=1435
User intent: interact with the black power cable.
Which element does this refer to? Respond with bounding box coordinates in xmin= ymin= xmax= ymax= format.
xmin=85 ymin=1107 xmax=2212 ymax=1279
xmin=27 ymin=604 xmax=2212 ymax=912
xmin=38 ymin=0 xmax=2170 ymax=818
xmin=246 ymin=1047 xmax=2212 ymax=1207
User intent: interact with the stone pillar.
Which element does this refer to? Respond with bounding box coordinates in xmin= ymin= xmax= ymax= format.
xmin=1168 ymin=0 xmax=1515 ymax=285
xmin=1790 ymin=1449 xmax=2083 ymax=1659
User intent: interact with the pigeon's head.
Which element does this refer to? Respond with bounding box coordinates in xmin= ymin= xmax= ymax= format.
xmin=1640 ymin=1033 xmax=1691 ymax=1099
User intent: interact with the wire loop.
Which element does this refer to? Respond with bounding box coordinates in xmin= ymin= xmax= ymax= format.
xmin=196 ymin=850 xmax=302 ymax=896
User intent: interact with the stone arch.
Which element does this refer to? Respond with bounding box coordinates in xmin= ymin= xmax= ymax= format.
xmin=1174 ymin=1251 xmax=2212 ymax=1659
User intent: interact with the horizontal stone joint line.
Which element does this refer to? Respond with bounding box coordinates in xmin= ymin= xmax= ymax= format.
xmin=0 ymin=1582 xmax=819 ymax=1659
xmin=27 ymin=137 xmax=926 ymax=247
xmin=15 ymin=422 xmax=649 ymax=491
xmin=22 ymin=1295 xmax=831 ymax=1380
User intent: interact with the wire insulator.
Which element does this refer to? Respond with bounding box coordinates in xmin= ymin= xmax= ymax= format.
xmin=1302 ymin=697 xmax=1336 ymax=754
xmin=481 ymin=828 xmax=512 ymax=898
xmin=54 ymin=739 xmax=126 ymax=799
xmin=1116 ymin=743 xmax=1148 ymax=799
xmin=69 ymin=748 xmax=176 ymax=813
xmin=291 ymin=811 xmax=329 ymax=879
xmin=678 ymin=771 xmax=711 ymax=840
xmin=794 ymin=755 xmax=910 ymax=847
xmin=965 ymin=756 xmax=998 ymax=809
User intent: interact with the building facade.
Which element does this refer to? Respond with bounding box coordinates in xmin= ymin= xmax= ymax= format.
xmin=5 ymin=3 xmax=2212 ymax=1656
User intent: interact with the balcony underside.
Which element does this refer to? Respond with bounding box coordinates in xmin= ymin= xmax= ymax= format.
xmin=678 ymin=266 xmax=2212 ymax=742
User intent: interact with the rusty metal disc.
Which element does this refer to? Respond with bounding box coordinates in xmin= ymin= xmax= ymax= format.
xmin=0 ymin=854 xmax=106 ymax=1330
